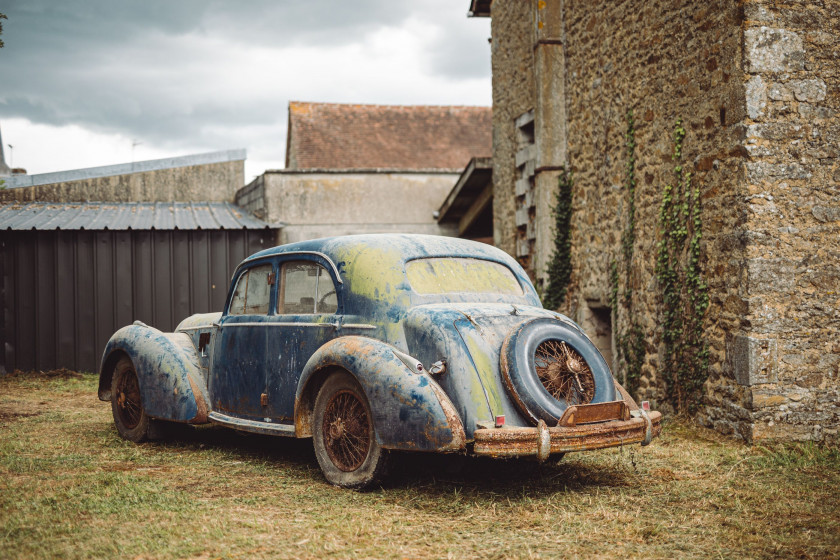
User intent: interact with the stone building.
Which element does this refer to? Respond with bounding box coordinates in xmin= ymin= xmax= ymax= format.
xmin=474 ymin=0 xmax=838 ymax=442
xmin=235 ymin=102 xmax=492 ymax=244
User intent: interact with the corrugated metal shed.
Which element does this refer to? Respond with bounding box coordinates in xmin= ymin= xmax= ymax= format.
xmin=1 ymin=202 xmax=277 ymax=373
xmin=0 ymin=201 xmax=269 ymax=231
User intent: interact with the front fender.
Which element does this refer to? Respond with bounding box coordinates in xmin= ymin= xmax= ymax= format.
xmin=295 ymin=336 xmax=466 ymax=452
xmin=98 ymin=324 xmax=209 ymax=424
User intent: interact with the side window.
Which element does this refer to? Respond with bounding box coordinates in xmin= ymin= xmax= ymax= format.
xmin=280 ymin=261 xmax=337 ymax=314
xmin=316 ymin=267 xmax=338 ymax=314
xmin=229 ymin=264 xmax=273 ymax=315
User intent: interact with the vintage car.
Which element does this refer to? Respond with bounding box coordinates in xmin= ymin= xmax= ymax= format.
xmin=98 ymin=234 xmax=661 ymax=488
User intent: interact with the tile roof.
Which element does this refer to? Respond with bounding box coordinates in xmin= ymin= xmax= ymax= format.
xmin=0 ymin=202 xmax=270 ymax=231
xmin=285 ymin=102 xmax=492 ymax=171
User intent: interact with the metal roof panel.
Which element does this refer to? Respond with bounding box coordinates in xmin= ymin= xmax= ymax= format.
xmin=154 ymin=204 xmax=175 ymax=230
xmin=189 ymin=203 xmax=213 ymax=229
xmin=173 ymin=204 xmax=195 ymax=230
xmin=0 ymin=202 xmax=270 ymax=231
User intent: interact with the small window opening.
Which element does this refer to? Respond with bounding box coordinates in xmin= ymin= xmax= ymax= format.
xmin=580 ymin=302 xmax=614 ymax=373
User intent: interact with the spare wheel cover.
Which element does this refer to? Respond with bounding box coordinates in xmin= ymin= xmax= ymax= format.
xmin=501 ymin=317 xmax=616 ymax=424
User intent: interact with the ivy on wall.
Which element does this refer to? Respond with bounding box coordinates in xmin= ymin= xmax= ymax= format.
xmin=542 ymin=167 xmax=573 ymax=310
xmin=543 ymin=115 xmax=708 ymax=412
xmin=655 ymin=118 xmax=709 ymax=413
xmin=613 ymin=110 xmax=645 ymax=394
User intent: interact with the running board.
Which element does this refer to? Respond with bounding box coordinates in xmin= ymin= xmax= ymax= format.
xmin=208 ymin=411 xmax=297 ymax=437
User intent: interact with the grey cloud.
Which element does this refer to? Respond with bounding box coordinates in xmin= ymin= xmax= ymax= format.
xmin=426 ymin=20 xmax=491 ymax=79
xmin=3 ymin=0 xmax=416 ymax=53
xmin=0 ymin=0 xmax=490 ymax=168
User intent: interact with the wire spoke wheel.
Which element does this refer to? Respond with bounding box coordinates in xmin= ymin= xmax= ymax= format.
xmin=502 ymin=318 xmax=616 ymax=423
xmin=115 ymin=365 xmax=143 ymax=429
xmin=313 ymin=372 xmax=389 ymax=488
xmin=534 ymin=339 xmax=595 ymax=405
xmin=110 ymin=356 xmax=153 ymax=442
xmin=322 ymin=389 xmax=372 ymax=472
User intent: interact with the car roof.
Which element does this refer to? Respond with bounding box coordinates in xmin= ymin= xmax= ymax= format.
xmin=242 ymin=234 xmax=541 ymax=313
xmin=246 ymin=234 xmax=519 ymax=268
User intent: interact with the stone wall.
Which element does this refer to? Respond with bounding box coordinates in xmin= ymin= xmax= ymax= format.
xmin=488 ymin=0 xmax=839 ymax=442
xmin=560 ymin=0 xmax=752 ymax=437
xmin=234 ymin=174 xmax=266 ymax=220
xmin=490 ymin=1 xmax=535 ymax=260
xmin=738 ymin=1 xmax=839 ymax=442
xmin=0 ymin=158 xmax=244 ymax=204
xmin=248 ymin=171 xmax=458 ymax=245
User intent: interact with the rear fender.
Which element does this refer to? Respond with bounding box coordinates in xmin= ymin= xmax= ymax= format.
xmin=98 ymin=324 xmax=209 ymax=424
xmin=295 ymin=336 xmax=466 ymax=452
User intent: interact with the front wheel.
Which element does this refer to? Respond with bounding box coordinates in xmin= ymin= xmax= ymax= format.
xmin=313 ymin=371 xmax=389 ymax=489
xmin=111 ymin=357 xmax=153 ymax=442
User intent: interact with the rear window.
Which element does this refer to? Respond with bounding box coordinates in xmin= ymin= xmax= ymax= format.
xmin=406 ymin=258 xmax=523 ymax=296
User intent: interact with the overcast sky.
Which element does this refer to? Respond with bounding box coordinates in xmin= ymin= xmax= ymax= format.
xmin=0 ymin=1 xmax=491 ymax=182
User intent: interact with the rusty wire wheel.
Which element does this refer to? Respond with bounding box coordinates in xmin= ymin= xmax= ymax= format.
xmin=110 ymin=357 xmax=152 ymax=442
xmin=115 ymin=365 xmax=143 ymax=429
xmin=501 ymin=317 xmax=615 ymax=424
xmin=322 ymin=389 xmax=372 ymax=472
xmin=534 ymin=339 xmax=596 ymax=405
xmin=313 ymin=372 xmax=389 ymax=489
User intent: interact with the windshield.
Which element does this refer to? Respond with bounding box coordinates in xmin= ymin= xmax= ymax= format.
xmin=406 ymin=258 xmax=523 ymax=296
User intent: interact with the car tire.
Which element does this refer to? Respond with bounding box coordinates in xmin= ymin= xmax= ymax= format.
xmin=501 ymin=317 xmax=616 ymax=425
xmin=313 ymin=371 xmax=389 ymax=489
xmin=111 ymin=356 xmax=153 ymax=443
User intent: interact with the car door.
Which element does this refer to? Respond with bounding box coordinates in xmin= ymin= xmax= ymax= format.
xmin=262 ymin=257 xmax=340 ymax=422
xmin=210 ymin=260 xmax=276 ymax=420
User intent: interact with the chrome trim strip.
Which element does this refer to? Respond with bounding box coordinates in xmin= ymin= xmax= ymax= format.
xmin=392 ymin=348 xmax=423 ymax=374
xmin=177 ymin=325 xmax=216 ymax=331
xmin=220 ymin=322 xmax=337 ymax=328
xmin=209 ymin=411 xmax=296 ymax=436
xmin=242 ymin=250 xmax=343 ymax=284
xmin=342 ymin=323 xmax=377 ymax=330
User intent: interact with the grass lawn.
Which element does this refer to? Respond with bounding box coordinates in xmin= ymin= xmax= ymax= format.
xmin=1 ymin=370 xmax=838 ymax=559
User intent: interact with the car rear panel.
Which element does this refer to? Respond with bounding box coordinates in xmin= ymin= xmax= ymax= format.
xmin=403 ymin=303 xmax=568 ymax=439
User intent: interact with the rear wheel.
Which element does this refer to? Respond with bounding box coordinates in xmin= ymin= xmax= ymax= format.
xmin=111 ymin=357 xmax=153 ymax=442
xmin=313 ymin=371 xmax=389 ymax=489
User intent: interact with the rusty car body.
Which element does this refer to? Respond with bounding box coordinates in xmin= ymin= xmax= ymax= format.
xmin=98 ymin=234 xmax=661 ymax=488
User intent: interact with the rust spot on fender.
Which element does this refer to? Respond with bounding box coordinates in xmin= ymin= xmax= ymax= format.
xmin=186 ymin=373 xmax=209 ymax=423
xmin=426 ymin=376 xmax=466 ymax=451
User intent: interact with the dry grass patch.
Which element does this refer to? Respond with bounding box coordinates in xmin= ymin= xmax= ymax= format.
xmin=1 ymin=371 xmax=838 ymax=559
